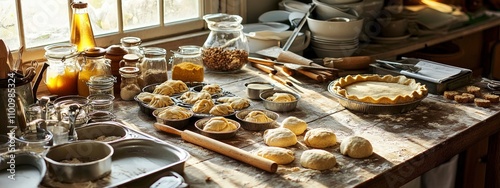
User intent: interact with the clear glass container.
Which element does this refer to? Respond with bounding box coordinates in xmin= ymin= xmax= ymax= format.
xmin=87 ymin=94 xmax=115 ymax=112
xmin=119 ymin=67 xmax=141 ymax=101
xmin=120 ymin=54 xmax=141 ymax=67
xmin=44 ymin=43 xmax=80 ymax=96
xmin=170 ymin=45 xmax=204 ymax=82
xmin=53 ymin=95 xmax=89 ymax=128
xmin=120 ymin=36 xmax=143 ymax=58
xmin=86 ymin=111 xmax=116 ymax=123
xmin=139 ymin=47 xmax=168 ymax=87
xmin=87 ymin=75 xmax=116 ymax=96
xmin=202 ymin=13 xmax=249 ymax=72
xmin=78 ymin=47 xmax=112 ymax=97
xmin=70 ymin=1 xmax=96 ymax=52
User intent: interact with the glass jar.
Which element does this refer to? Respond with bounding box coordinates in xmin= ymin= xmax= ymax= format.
xmin=202 ymin=13 xmax=249 ymax=72
xmin=119 ymin=67 xmax=141 ymax=101
xmin=87 ymin=94 xmax=115 ymax=112
xmin=87 ymin=75 xmax=116 ymax=96
xmin=78 ymin=47 xmax=112 ymax=97
xmin=139 ymin=47 xmax=168 ymax=87
xmin=44 ymin=43 xmax=80 ymax=96
xmin=120 ymin=54 xmax=141 ymax=67
xmin=170 ymin=45 xmax=204 ymax=82
xmin=120 ymin=36 xmax=143 ymax=58
xmin=53 ymin=95 xmax=89 ymax=128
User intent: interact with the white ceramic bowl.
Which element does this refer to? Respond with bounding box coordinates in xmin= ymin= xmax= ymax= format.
xmin=307 ymin=16 xmax=364 ymax=40
xmin=319 ymin=0 xmax=361 ymax=5
xmin=312 ymin=46 xmax=358 ymax=58
xmin=247 ymin=30 xmax=310 ymax=54
xmin=283 ymin=0 xmax=311 ymax=13
xmin=258 ymin=10 xmax=291 ymax=23
xmin=313 ymin=0 xmax=358 ymax=20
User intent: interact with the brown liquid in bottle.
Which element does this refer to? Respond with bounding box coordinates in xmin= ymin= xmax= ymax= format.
xmin=70 ymin=2 xmax=96 ymax=52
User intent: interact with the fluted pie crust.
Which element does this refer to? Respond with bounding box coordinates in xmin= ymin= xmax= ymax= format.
xmin=332 ymin=75 xmax=428 ymax=104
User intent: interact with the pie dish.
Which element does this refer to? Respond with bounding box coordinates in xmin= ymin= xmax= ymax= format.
xmin=331 ymin=74 xmax=428 ymax=104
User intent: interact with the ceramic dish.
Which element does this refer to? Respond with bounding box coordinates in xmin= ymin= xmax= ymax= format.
xmin=242 ymin=22 xmax=290 ymax=33
xmin=327 ymin=80 xmax=427 ymax=114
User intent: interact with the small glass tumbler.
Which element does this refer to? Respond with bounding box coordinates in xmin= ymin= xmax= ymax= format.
xmin=46 ymin=120 xmax=70 ymax=146
xmin=88 ymin=94 xmax=115 ymax=112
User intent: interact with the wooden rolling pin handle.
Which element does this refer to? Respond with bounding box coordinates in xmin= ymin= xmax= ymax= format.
xmin=296 ymin=69 xmax=323 ymax=82
xmin=248 ymin=57 xmax=275 ymax=67
xmin=153 ymin=123 xmax=182 ymax=136
xmin=251 ymin=63 xmax=277 ymax=75
xmin=269 ymin=73 xmax=293 ymax=86
xmin=323 ymin=56 xmax=374 ymax=70
xmin=279 ymin=66 xmax=294 ymax=76
xmin=181 ymin=130 xmax=278 ymax=173
xmin=277 ymin=51 xmax=312 ymax=66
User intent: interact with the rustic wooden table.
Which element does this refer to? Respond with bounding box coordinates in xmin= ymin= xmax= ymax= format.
xmin=65 ymin=66 xmax=498 ymax=188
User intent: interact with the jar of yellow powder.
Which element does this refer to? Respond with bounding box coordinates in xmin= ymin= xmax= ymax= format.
xmin=170 ymin=45 xmax=204 ymax=82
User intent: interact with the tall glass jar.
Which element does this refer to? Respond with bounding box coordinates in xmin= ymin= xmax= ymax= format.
xmin=202 ymin=13 xmax=249 ymax=73
xmin=120 ymin=37 xmax=143 ymax=58
xmin=119 ymin=67 xmax=141 ymax=100
xmin=78 ymin=47 xmax=112 ymax=97
xmin=170 ymin=45 xmax=204 ymax=82
xmin=44 ymin=43 xmax=80 ymax=96
xmin=139 ymin=47 xmax=168 ymax=87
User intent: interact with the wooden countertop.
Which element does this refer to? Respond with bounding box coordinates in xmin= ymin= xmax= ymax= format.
xmin=39 ymin=66 xmax=498 ymax=187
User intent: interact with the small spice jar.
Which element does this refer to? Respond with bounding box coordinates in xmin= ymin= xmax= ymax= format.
xmin=170 ymin=45 xmax=204 ymax=82
xmin=120 ymin=54 xmax=141 ymax=67
xmin=87 ymin=75 xmax=116 ymax=96
xmin=119 ymin=67 xmax=141 ymax=101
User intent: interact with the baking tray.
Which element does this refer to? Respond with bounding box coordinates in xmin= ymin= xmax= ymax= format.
xmin=41 ymin=123 xmax=190 ymax=187
xmin=327 ymin=80 xmax=427 ymax=114
xmin=0 ymin=151 xmax=46 ymax=188
xmin=369 ymin=63 xmax=472 ymax=95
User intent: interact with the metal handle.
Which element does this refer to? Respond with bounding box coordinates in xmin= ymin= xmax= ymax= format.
xmin=282 ymin=4 xmax=316 ymax=51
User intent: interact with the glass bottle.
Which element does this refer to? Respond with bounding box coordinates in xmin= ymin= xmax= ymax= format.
xmin=78 ymin=47 xmax=111 ymax=97
xmin=44 ymin=43 xmax=80 ymax=96
xmin=139 ymin=47 xmax=168 ymax=87
xmin=170 ymin=45 xmax=204 ymax=82
xmin=70 ymin=1 xmax=96 ymax=52
xmin=119 ymin=67 xmax=141 ymax=101
xmin=202 ymin=13 xmax=249 ymax=72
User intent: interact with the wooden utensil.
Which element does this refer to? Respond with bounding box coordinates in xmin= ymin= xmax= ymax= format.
xmin=320 ymin=56 xmax=374 ymax=70
xmin=0 ymin=39 xmax=11 ymax=79
xmin=153 ymin=122 xmax=278 ymax=173
xmin=248 ymin=57 xmax=336 ymax=71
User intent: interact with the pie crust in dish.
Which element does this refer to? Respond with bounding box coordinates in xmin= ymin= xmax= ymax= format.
xmin=332 ymin=74 xmax=428 ymax=104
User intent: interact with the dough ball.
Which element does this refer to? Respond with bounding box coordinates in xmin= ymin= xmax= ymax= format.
xmin=304 ymin=128 xmax=337 ymax=148
xmin=340 ymin=136 xmax=373 ymax=159
xmin=300 ymin=149 xmax=336 ymax=170
xmin=256 ymin=147 xmax=295 ymax=165
xmin=281 ymin=116 xmax=307 ymax=135
xmin=263 ymin=128 xmax=297 ymax=147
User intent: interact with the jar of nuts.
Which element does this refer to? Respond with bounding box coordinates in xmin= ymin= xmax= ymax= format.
xmin=202 ymin=13 xmax=249 ymax=73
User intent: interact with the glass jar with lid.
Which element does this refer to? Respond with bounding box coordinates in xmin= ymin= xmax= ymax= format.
xmin=202 ymin=13 xmax=249 ymax=72
xmin=87 ymin=75 xmax=116 ymax=96
xmin=170 ymin=45 xmax=204 ymax=82
xmin=120 ymin=54 xmax=140 ymax=67
xmin=44 ymin=43 xmax=80 ymax=96
xmin=139 ymin=47 xmax=168 ymax=87
xmin=120 ymin=36 xmax=143 ymax=58
xmin=78 ymin=47 xmax=112 ymax=97
xmin=119 ymin=67 xmax=141 ymax=101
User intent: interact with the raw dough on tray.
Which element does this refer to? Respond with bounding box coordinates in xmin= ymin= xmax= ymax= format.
xmin=263 ymin=128 xmax=297 ymax=147
xmin=300 ymin=149 xmax=336 ymax=170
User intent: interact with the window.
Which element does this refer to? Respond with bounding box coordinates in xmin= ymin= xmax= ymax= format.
xmin=0 ymin=0 xmax=229 ymax=61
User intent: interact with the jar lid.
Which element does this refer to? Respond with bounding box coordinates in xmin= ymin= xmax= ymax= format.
xmin=119 ymin=67 xmax=139 ymax=75
xmin=84 ymin=47 xmax=107 ymax=57
xmin=44 ymin=43 xmax=78 ymax=59
xmin=106 ymin=45 xmax=128 ymax=56
xmin=120 ymin=37 xmax=142 ymax=47
xmin=143 ymin=47 xmax=166 ymax=57
xmin=72 ymin=1 xmax=87 ymax=9
xmin=123 ymin=54 xmax=140 ymax=61
xmin=87 ymin=75 xmax=116 ymax=86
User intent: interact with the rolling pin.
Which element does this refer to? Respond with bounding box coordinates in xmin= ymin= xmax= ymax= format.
xmin=321 ymin=56 xmax=374 ymax=70
xmin=153 ymin=122 xmax=278 ymax=173
xmin=251 ymin=63 xmax=277 ymax=75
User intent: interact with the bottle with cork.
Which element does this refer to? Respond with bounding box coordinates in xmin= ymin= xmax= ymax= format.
xmin=70 ymin=1 xmax=96 ymax=52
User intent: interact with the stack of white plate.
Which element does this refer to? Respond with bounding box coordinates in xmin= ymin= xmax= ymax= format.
xmin=311 ymin=35 xmax=359 ymax=58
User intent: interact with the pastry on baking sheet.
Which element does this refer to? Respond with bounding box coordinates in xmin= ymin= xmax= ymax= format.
xmin=159 ymin=80 xmax=189 ymax=94
xmin=203 ymin=117 xmax=238 ymax=132
xmin=202 ymin=84 xmax=222 ymax=95
xmin=192 ymin=99 xmax=215 ymax=114
xmin=157 ymin=106 xmax=191 ymax=120
xmin=148 ymin=95 xmax=174 ymax=108
xmin=332 ymin=74 xmax=428 ymax=104
xmin=209 ymin=103 xmax=234 ymax=116
xmin=180 ymin=91 xmax=212 ymax=104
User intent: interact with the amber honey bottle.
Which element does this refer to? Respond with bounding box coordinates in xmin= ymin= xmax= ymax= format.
xmin=70 ymin=1 xmax=96 ymax=52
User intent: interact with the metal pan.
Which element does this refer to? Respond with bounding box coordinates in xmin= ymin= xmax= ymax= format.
xmin=0 ymin=151 xmax=47 ymax=187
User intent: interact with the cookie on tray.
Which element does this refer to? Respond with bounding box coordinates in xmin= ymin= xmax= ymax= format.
xmin=443 ymin=91 xmax=460 ymax=100
xmin=474 ymin=98 xmax=491 ymax=107
xmin=454 ymin=95 xmax=470 ymax=103
xmin=462 ymin=93 xmax=475 ymax=102
xmin=483 ymin=93 xmax=499 ymax=103
xmin=466 ymin=86 xmax=481 ymax=97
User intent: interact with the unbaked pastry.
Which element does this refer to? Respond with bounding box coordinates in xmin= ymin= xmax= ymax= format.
xmin=148 ymin=95 xmax=174 ymax=108
xmin=157 ymin=106 xmax=192 ymax=120
xmin=244 ymin=111 xmax=273 ymax=123
xmin=304 ymin=128 xmax=337 ymax=148
xmin=203 ymin=117 xmax=238 ymax=132
xmin=159 ymin=80 xmax=189 ymax=94
xmin=281 ymin=116 xmax=307 ymax=135
xmin=266 ymin=93 xmax=297 ymax=103
xmin=209 ymin=104 xmax=234 ymax=116
xmin=192 ymin=99 xmax=215 ymax=114
xmin=300 ymin=149 xmax=336 ymax=170
xmin=153 ymin=84 xmax=175 ymax=96
xmin=137 ymin=92 xmax=155 ymax=103
xmin=229 ymin=98 xmax=250 ymax=110
xmin=256 ymin=147 xmax=295 ymax=165
xmin=263 ymin=128 xmax=297 ymax=147
xmin=180 ymin=91 xmax=212 ymax=104
xmin=340 ymin=136 xmax=373 ymax=159
xmin=217 ymin=97 xmax=242 ymax=103
xmin=332 ymin=74 xmax=428 ymax=104
xmin=201 ymin=84 xmax=222 ymax=95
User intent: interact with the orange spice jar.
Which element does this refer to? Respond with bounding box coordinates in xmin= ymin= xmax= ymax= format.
xmin=170 ymin=45 xmax=204 ymax=82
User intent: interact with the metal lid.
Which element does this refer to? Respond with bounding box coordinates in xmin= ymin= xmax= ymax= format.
xmin=72 ymin=1 xmax=87 ymax=9
xmin=84 ymin=47 xmax=107 ymax=57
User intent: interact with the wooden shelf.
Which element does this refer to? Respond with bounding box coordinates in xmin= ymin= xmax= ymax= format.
xmin=357 ymin=16 xmax=500 ymax=59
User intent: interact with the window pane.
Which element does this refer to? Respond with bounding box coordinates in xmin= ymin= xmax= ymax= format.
xmin=0 ymin=0 xmax=20 ymax=49
xmin=21 ymin=0 xmax=69 ymax=48
xmin=164 ymin=0 xmax=200 ymax=23
xmin=88 ymin=0 xmax=119 ymax=35
xmin=122 ymin=0 xmax=159 ymax=31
